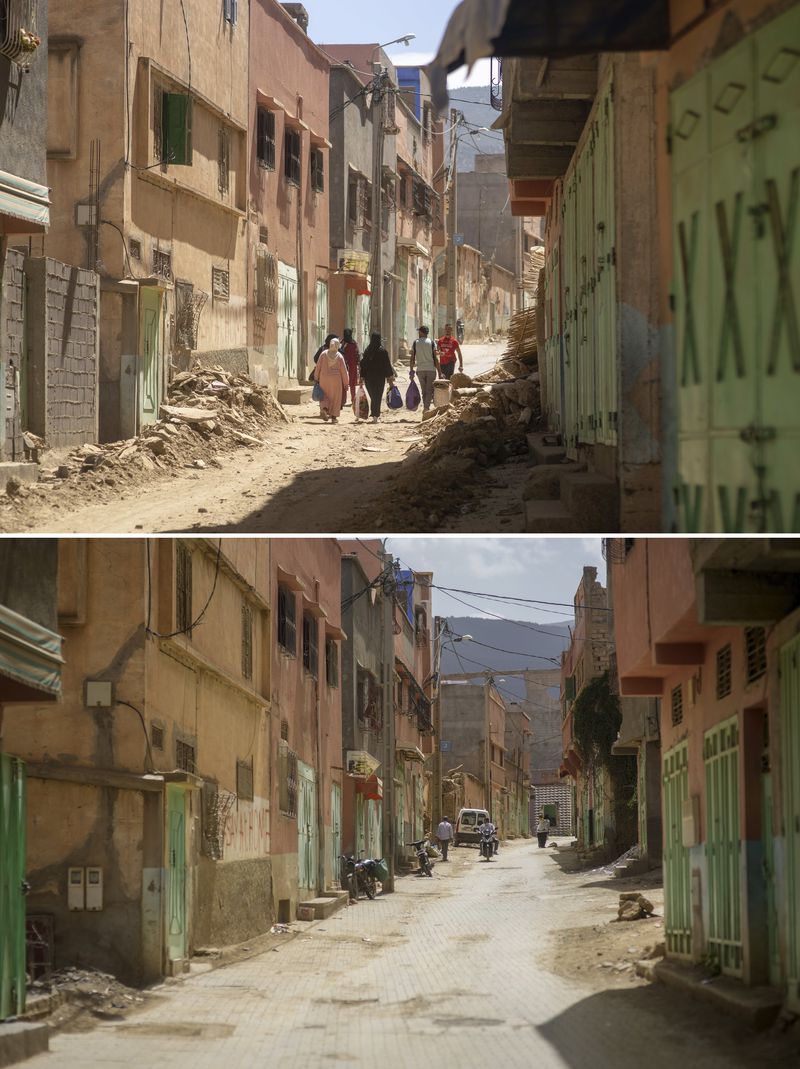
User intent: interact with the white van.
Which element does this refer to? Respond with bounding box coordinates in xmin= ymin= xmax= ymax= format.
xmin=454 ymin=808 xmax=491 ymax=846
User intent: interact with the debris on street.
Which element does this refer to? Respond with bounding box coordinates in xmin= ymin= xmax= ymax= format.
xmin=27 ymin=967 xmax=147 ymax=1033
xmin=616 ymin=892 xmax=657 ymax=921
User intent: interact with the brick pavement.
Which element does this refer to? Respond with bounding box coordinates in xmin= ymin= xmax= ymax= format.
xmin=27 ymin=841 xmax=787 ymax=1068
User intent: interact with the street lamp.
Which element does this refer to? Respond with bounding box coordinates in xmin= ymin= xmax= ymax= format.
xmin=369 ymin=34 xmax=416 ymax=336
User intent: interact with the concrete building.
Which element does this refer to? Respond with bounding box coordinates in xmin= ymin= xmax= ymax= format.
xmin=504 ymin=705 xmax=531 ymax=838
xmin=1 ymin=538 xmax=272 ymax=984
xmin=44 ymin=0 xmax=251 ymax=443
xmin=248 ymin=2 xmax=330 ymax=395
xmin=612 ymin=537 xmax=800 ymax=1013
xmin=522 ymin=668 xmax=574 ymax=836
xmin=0 ymin=540 xmax=63 ymax=1019
xmin=457 ymin=155 xmax=540 ymax=276
xmin=270 ymin=539 xmax=344 ymax=916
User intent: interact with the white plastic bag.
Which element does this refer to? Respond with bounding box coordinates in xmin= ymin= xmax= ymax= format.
xmin=354 ymin=384 xmax=370 ymax=420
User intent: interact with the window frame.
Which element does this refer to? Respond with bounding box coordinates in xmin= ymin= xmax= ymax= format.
xmin=303 ymin=612 xmax=318 ymax=678
xmin=257 ymin=106 xmax=276 ymax=170
xmin=325 ymin=637 xmax=339 ymax=688
xmin=223 ymin=0 xmax=238 ymax=26
xmin=284 ymin=127 xmax=302 ymax=187
xmin=310 ymin=146 xmax=325 ymax=194
xmin=277 ymin=585 xmax=297 ymax=655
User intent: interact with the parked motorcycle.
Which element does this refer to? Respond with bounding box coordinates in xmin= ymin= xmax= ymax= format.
xmin=339 ymin=854 xmax=384 ymax=900
xmin=408 ymin=838 xmax=434 ymax=877
xmin=455 ymin=318 xmax=465 ymax=344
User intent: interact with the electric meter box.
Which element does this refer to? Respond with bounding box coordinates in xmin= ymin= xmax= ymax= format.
xmin=85 ymin=680 xmax=113 ymax=708
xmin=85 ymin=867 xmax=103 ymax=911
xmin=67 ymin=867 xmax=85 ymax=910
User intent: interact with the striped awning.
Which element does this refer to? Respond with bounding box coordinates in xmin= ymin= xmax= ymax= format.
xmin=0 ymin=603 xmax=63 ymax=700
xmin=0 ymin=168 xmax=50 ymax=232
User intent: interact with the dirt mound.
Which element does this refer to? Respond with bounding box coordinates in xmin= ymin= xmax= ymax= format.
xmin=0 ymin=365 xmax=290 ymax=530
xmin=29 ymin=966 xmax=148 ymax=1033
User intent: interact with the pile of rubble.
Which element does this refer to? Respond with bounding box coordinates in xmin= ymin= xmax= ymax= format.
xmin=616 ymin=891 xmax=657 ymax=922
xmin=3 ymin=365 xmax=290 ymax=514
xmin=28 ymin=967 xmax=146 ymax=1031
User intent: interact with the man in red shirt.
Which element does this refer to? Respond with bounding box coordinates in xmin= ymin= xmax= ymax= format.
xmin=436 ymin=323 xmax=463 ymax=380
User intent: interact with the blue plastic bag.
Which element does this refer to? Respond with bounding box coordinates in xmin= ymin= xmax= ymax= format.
xmin=312 ymin=381 xmax=324 ymax=402
xmin=386 ymin=384 xmax=403 ymax=410
xmin=405 ymin=372 xmax=421 ymax=411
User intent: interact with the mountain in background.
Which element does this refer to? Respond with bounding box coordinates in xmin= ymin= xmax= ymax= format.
xmin=446 ymin=86 xmax=506 ymax=172
xmin=440 ymin=615 xmax=572 ymax=702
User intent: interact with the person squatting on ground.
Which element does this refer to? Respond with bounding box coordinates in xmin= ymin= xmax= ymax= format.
xmin=409 ymin=325 xmax=441 ymax=411
xmin=359 ymin=332 xmax=396 ymax=422
xmin=536 ymin=813 xmax=550 ymax=849
xmin=436 ymin=815 xmax=453 ymax=861
xmin=437 ymin=323 xmax=464 ymax=380
xmin=340 ymin=328 xmax=361 ymax=408
xmin=313 ymin=337 xmax=350 ymax=422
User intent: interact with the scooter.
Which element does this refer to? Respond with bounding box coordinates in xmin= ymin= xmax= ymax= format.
xmin=479 ymin=825 xmax=495 ymax=862
xmin=408 ymin=838 xmax=434 ymax=877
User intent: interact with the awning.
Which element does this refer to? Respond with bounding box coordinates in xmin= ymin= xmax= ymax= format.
xmin=0 ymin=603 xmax=63 ymax=701
xmin=396 ymin=743 xmax=426 ymax=763
xmin=0 ymin=168 xmax=50 ymax=233
xmin=325 ymin=623 xmax=347 ymax=642
xmin=346 ymin=750 xmax=381 ymax=778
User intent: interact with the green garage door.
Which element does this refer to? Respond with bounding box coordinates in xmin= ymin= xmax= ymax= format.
xmin=663 ymin=742 xmax=692 ymax=957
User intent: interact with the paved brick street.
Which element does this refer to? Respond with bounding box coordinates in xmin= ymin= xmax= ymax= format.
xmin=29 ymin=841 xmax=789 ymax=1069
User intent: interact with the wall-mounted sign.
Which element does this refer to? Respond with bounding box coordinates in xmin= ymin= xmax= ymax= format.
xmin=453 ymin=234 xmax=465 ymax=246
xmin=346 ymin=750 xmax=381 ymax=778
xmin=440 ymin=740 xmax=452 ymax=752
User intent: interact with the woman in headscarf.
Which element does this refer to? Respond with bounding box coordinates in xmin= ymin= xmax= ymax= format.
xmin=313 ymin=336 xmax=350 ymax=422
xmin=359 ymin=332 xmax=396 ymax=423
xmin=312 ymin=333 xmax=336 ymax=367
xmin=340 ymin=328 xmax=361 ymax=409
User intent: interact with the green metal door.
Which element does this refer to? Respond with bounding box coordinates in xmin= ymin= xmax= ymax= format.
xmin=562 ymin=175 xmax=579 ymax=457
xmin=315 ymin=280 xmax=328 ymax=351
xmin=761 ymin=771 xmax=780 ymax=987
xmin=297 ymin=761 xmax=317 ymax=893
xmin=166 ymin=785 xmax=187 ymax=963
xmin=0 ymin=755 xmax=26 ymax=1019
xmin=138 ymin=287 xmax=162 ymax=428
xmin=355 ymin=792 xmax=366 ymax=860
xmin=663 ymin=742 xmax=692 ymax=957
xmin=367 ymin=798 xmax=382 ymax=859
xmin=704 ymin=716 xmax=742 ymax=976
xmin=780 ymin=633 xmax=800 ymax=1008
xmin=330 ymin=784 xmax=341 ymax=888
xmin=277 ymin=263 xmax=299 ymax=380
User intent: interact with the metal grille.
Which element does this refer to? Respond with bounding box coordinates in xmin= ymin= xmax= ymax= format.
xmin=745 ymin=627 xmax=767 ymax=682
xmin=256 ymin=247 xmax=277 ymax=313
xmin=153 ymin=84 xmax=164 ymax=164
xmin=176 ymin=542 xmax=193 ymax=636
xmin=176 ymin=739 xmax=196 ymax=773
xmin=0 ymin=0 xmax=39 ymax=67
xmin=153 ymin=248 xmax=172 ymax=280
xmin=218 ymin=126 xmax=230 ymax=194
xmin=325 ymin=637 xmax=338 ymax=687
xmin=671 ymin=684 xmax=683 ymax=726
xmin=303 ymin=613 xmax=318 ymax=678
xmin=175 ymin=283 xmax=208 ymax=350
xmin=236 ymin=758 xmax=254 ymax=801
xmin=284 ymin=128 xmax=301 ymax=186
xmin=151 ymin=724 xmax=164 ymax=750
xmin=129 ymin=238 xmax=141 ymax=261
xmin=280 ymin=718 xmax=289 ymax=742
xmin=241 ymin=601 xmax=253 ymax=680
xmin=716 ymin=643 xmax=732 ymax=699
xmin=257 ymin=107 xmax=275 ymax=169
xmin=310 ymin=148 xmax=324 ymax=194
xmin=358 ymin=669 xmax=382 ymax=733
xmin=280 ymin=743 xmax=298 ymax=817
xmin=201 ymin=782 xmax=235 ymax=860
xmin=278 ymin=586 xmax=296 ymax=653
xmin=212 ymin=267 xmax=230 ymax=302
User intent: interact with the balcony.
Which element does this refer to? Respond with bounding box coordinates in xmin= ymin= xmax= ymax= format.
xmin=692 ymin=539 xmax=800 ymax=625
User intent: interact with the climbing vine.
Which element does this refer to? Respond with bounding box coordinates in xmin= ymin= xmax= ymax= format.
xmin=572 ymin=671 xmax=622 ymax=772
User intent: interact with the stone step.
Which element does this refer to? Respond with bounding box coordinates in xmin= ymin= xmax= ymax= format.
xmin=559 ymin=471 xmax=619 ymax=531
xmin=613 ymin=857 xmax=652 ymax=879
xmin=297 ymin=893 xmax=348 ymax=920
xmin=524 ymin=499 xmax=581 ymax=534
xmin=277 ymin=386 xmax=314 ymax=405
xmin=526 ymin=432 xmax=566 ymax=466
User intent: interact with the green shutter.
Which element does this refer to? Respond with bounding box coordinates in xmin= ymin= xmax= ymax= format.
xmin=565 ymin=675 xmax=576 ymax=701
xmin=163 ymin=93 xmax=192 ymax=166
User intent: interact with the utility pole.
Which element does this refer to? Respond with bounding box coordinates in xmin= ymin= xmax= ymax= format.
xmin=380 ymin=550 xmax=396 ymax=891
xmin=369 ymin=64 xmax=386 ymax=333
xmin=484 ymin=672 xmax=492 ymax=818
xmin=432 ymin=616 xmax=445 ymax=828
xmin=445 ymin=109 xmax=460 ymax=327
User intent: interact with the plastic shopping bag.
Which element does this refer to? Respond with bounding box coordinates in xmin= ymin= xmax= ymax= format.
xmin=354 ymin=384 xmax=370 ymax=420
xmin=386 ymin=384 xmax=403 ymax=410
xmin=405 ymin=371 xmax=421 ymax=411
xmin=312 ymin=381 xmax=324 ymax=402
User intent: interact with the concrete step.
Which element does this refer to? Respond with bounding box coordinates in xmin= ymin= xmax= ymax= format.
xmin=559 ymin=471 xmax=619 ymax=531
xmin=277 ymin=386 xmax=314 ymax=405
xmin=298 ymin=894 xmax=348 ymax=920
xmin=612 ymin=857 xmax=652 ymax=879
xmin=526 ymin=432 xmax=566 ymax=466
xmin=522 ymin=461 xmax=584 ymax=502
xmin=524 ymin=499 xmax=581 ymax=534
xmin=651 ymin=959 xmax=782 ymax=1031
xmin=0 ymin=1021 xmax=50 ymax=1068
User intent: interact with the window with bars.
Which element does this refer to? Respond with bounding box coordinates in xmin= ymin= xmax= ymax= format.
xmin=212 ymin=266 xmax=230 ymax=301
xmin=256 ymin=246 xmax=277 ymax=312
xmin=176 ymin=542 xmax=193 ymax=636
xmin=671 ymin=684 xmax=683 ymax=726
xmin=241 ymin=601 xmax=253 ymax=680
xmin=236 ymin=758 xmax=253 ymax=801
xmin=176 ymin=738 xmax=196 ymax=773
xmin=399 ymin=173 xmax=411 ymax=210
xmin=257 ymin=107 xmax=275 ymax=169
xmin=716 ymin=643 xmax=732 ymax=699
xmin=279 ymin=742 xmax=298 ymax=817
xmin=218 ymin=126 xmax=230 ymax=193
xmin=745 ymin=627 xmax=767 ymax=682
xmin=151 ymin=724 xmax=164 ymax=750
xmin=280 ymin=718 xmax=289 ymax=742
xmin=325 ymin=637 xmax=338 ymax=687
xmin=153 ymin=247 xmax=172 ymax=280
xmin=303 ymin=613 xmax=318 ymax=678
xmin=278 ymin=586 xmax=296 ymax=654
xmin=160 ymin=91 xmax=193 ymax=166
xmin=412 ymin=179 xmax=432 ymax=218
xmin=284 ymin=128 xmax=301 ymax=187
xmin=310 ymin=147 xmax=324 ymax=194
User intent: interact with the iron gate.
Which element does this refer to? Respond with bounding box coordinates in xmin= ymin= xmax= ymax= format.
xmin=703 ymin=716 xmax=742 ymax=975
xmin=0 ymin=755 xmax=26 ymax=1019
xmin=663 ymin=742 xmax=692 ymax=957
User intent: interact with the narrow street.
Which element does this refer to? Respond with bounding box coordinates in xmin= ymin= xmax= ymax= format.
xmin=25 ymin=841 xmax=788 ymax=1069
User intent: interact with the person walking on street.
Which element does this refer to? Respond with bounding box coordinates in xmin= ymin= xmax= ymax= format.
xmin=359 ymin=332 xmax=396 ymax=423
xmin=436 ymin=816 xmax=453 ymax=861
xmin=536 ymin=813 xmax=550 ymax=849
xmin=409 ymin=325 xmax=441 ymax=413
xmin=312 ymin=333 xmax=336 ymax=367
xmin=340 ymin=328 xmax=360 ymax=408
xmin=437 ymin=323 xmax=464 ymax=380
xmin=313 ymin=337 xmax=349 ymax=423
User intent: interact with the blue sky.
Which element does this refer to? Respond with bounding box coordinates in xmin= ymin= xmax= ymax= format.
xmin=386 ymin=538 xmax=606 ymax=625
xmin=301 ymin=0 xmax=491 ymax=87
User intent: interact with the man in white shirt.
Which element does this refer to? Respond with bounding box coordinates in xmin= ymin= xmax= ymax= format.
xmin=409 ymin=325 xmax=442 ymax=413
xmin=436 ymin=815 xmax=453 ymax=861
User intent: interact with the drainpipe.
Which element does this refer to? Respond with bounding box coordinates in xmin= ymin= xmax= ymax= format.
xmin=314 ymin=580 xmax=325 ymax=893
xmin=296 ymin=95 xmax=307 ymax=381
xmin=380 ymin=550 xmax=396 ymax=891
